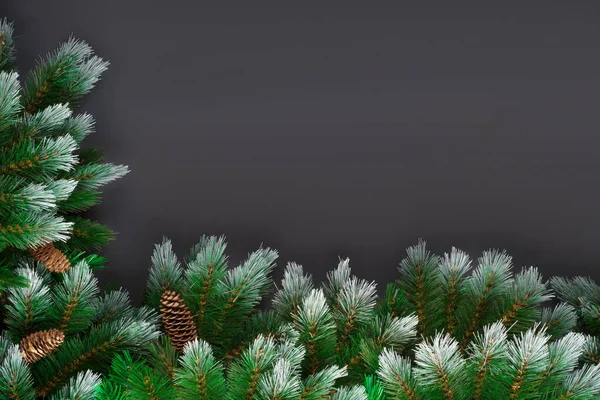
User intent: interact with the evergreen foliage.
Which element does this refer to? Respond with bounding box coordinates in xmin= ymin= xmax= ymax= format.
xmin=0 ymin=18 xmax=128 ymax=289
xmin=0 ymin=260 xmax=160 ymax=397
xmin=2 ymin=16 xmax=600 ymax=399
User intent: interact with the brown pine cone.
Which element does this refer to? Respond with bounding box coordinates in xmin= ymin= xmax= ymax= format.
xmin=160 ymin=290 xmax=197 ymax=351
xmin=20 ymin=329 xmax=65 ymax=363
xmin=30 ymin=242 xmax=71 ymax=273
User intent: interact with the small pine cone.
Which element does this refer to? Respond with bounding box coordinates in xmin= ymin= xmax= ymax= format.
xmin=20 ymin=329 xmax=65 ymax=363
xmin=160 ymin=290 xmax=197 ymax=351
xmin=30 ymin=242 xmax=71 ymax=273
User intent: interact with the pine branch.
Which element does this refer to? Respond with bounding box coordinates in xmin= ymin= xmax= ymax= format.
xmin=0 ymin=176 xmax=57 ymax=216
xmin=148 ymin=336 xmax=179 ymax=379
xmin=57 ymin=188 xmax=102 ymax=213
xmin=299 ymin=365 xmax=347 ymax=400
xmin=504 ymin=326 xmax=550 ymax=399
xmin=6 ymin=103 xmax=72 ymax=146
xmin=47 ymin=112 xmax=95 ymax=143
xmin=49 ymin=370 xmax=101 ymax=400
xmin=103 ymin=351 xmax=175 ymax=399
xmin=552 ymin=363 xmax=600 ymax=399
xmin=551 ymin=276 xmax=600 ymax=307
xmin=0 ymin=265 xmax=29 ymax=291
xmin=46 ymin=178 xmax=78 ymax=201
xmin=174 ymin=339 xmax=227 ymax=399
xmin=359 ymin=314 xmax=418 ymax=373
xmin=61 ymin=162 xmax=129 ymax=190
xmin=33 ymin=315 xmax=160 ymax=396
xmin=377 ymin=348 xmax=422 ymax=400
xmin=22 ymin=37 xmax=109 ymax=113
xmin=0 ymin=344 xmax=36 ymax=400
xmin=92 ymin=289 xmax=134 ymax=326
xmin=0 ymin=19 xmax=16 ymax=73
xmin=0 ymin=212 xmax=72 ymax=250
xmin=4 ymin=267 xmax=52 ymax=340
xmin=50 ymin=261 xmax=99 ymax=333
xmin=64 ymin=217 xmax=115 ymax=251
xmin=500 ymin=267 xmax=552 ymax=332
xmin=377 ymin=283 xmax=410 ymax=318
xmin=183 ymin=235 xmax=228 ymax=328
xmin=333 ymin=277 xmax=377 ymax=357
xmin=467 ymin=322 xmax=508 ymax=400
xmin=458 ymin=249 xmax=513 ymax=349
xmin=323 ymin=258 xmax=352 ymax=303
xmin=209 ymin=247 xmax=278 ymax=343
xmin=227 ymin=335 xmax=280 ymax=400
xmin=145 ymin=237 xmax=184 ymax=309
xmin=363 ymin=375 xmax=386 ymax=400
xmin=0 ymin=135 xmax=78 ymax=180
xmin=536 ymin=332 xmax=586 ymax=397
xmin=293 ymin=289 xmax=337 ymax=375
xmin=438 ymin=247 xmax=471 ymax=335
xmin=582 ymin=336 xmax=600 ymax=365
xmin=258 ymin=358 xmax=302 ymax=400
xmin=414 ymin=333 xmax=467 ymax=400
xmin=0 ymin=71 xmax=21 ymax=131
xmin=397 ymin=239 xmax=442 ymax=336
xmin=273 ymin=262 xmax=314 ymax=321
xmin=330 ymin=385 xmax=368 ymax=400
xmin=540 ymin=303 xmax=578 ymax=340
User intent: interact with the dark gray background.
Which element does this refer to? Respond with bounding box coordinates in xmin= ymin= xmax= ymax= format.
xmin=4 ymin=1 xmax=600 ymax=302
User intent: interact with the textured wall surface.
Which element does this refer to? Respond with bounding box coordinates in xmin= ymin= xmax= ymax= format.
xmin=4 ymin=1 xmax=600 ymax=301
